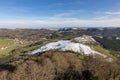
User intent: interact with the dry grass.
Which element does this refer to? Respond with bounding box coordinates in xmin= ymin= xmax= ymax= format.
xmin=0 ymin=50 xmax=82 ymax=80
xmin=0 ymin=50 xmax=119 ymax=80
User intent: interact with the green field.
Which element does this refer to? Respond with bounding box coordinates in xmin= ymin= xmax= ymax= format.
xmin=92 ymin=45 xmax=116 ymax=59
xmin=0 ymin=38 xmax=27 ymax=57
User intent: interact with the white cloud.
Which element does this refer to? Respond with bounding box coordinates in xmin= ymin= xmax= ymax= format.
xmin=0 ymin=18 xmax=120 ymax=29
xmin=55 ymin=1 xmax=83 ymax=6
xmin=104 ymin=11 xmax=120 ymax=15
xmin=1 ymin=10 xmax=120 ymax=29
xmin=93 ymin=15 xmax=110 ymax=20
xmin=94 ymin=11 xmax=120 ymax=20
xmin=53 ymin=10 xmax=84 ymax=17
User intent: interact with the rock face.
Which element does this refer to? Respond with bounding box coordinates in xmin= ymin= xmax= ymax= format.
xmin=73 ymin=35 xmax=96 ymax=44
xmin=32 ymin=40 xmax=106 ymax=57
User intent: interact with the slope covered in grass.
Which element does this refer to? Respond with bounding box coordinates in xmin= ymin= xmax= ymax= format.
xmin=92 ymin=45 xmax=116 ymax=59
xmin=0 ymin=39 xmax=17 ymax=56
xmin=0 ymin=38 xmax=28 ymax=57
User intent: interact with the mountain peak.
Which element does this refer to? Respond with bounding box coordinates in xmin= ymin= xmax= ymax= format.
xmin=73 ymin=35 xmax=96 ymax=44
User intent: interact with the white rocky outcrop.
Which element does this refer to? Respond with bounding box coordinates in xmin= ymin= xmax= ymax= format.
xmin=32 ymin=40 xmax=106 ymax=57
xmin=73 ymin=35 xmax=96 ymax=44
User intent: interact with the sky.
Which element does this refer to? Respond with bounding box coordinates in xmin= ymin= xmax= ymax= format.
xmin=0 ymin=0 xmax=120 ymax=28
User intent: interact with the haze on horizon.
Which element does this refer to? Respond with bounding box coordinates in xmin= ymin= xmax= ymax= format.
xmin=0 ymin=0 xmax=120 ymax=29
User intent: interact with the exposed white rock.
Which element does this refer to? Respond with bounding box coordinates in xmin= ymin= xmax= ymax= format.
xmin=116 ymin=37 xmax=120 ymax=40
xmin=32 ymin=40 xmax=106 ymax=57
xmin=73 ymin=35 xmax=96 ymax=44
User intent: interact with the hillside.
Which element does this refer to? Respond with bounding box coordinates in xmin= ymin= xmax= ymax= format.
xmin=0 ymin=51 xmax=119 ymax=80
xmin=0 ymin=28 xmax=119 ymax=80
xmin=0 ymin=29 xmax=54 ymax=41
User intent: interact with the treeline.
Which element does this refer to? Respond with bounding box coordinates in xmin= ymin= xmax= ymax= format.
xmin=0 ymin=28 xmax=120 ymax=41
xmin=0 ymin=29 xmax=54 ymax=41
xmin=94 ymin=37 xmax=120 ymax=51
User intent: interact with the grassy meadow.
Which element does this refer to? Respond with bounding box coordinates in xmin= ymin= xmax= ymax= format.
xmin=0 ymin=38 xmax=27 ymax=57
